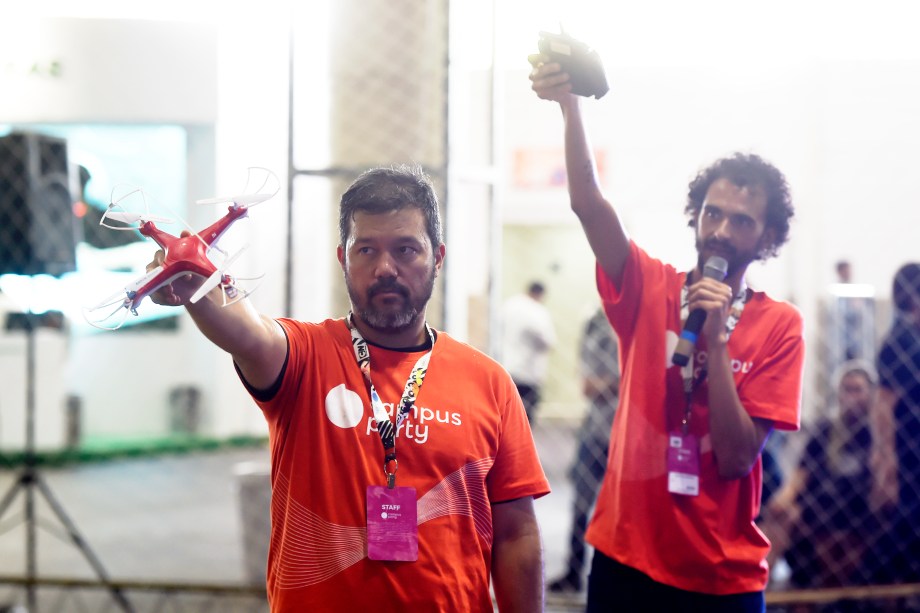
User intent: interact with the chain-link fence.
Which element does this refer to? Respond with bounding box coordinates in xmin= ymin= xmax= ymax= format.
xmin=3 ymin=6 xmax=920 ymax=613
xmin=753 ymin=275 xmax=920 ymax=611
xmin=533 ymin=283 xmax=920 ymax=611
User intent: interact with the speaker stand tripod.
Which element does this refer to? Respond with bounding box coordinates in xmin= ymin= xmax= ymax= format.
xmin=0 ymin=312 xmax=134 ymax=612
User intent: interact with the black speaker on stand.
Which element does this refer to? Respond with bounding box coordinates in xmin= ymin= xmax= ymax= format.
xmin=0 ymin=131 xmax=77 ymax=277
xmin=0 ymin=131 xmax=133 ymax=612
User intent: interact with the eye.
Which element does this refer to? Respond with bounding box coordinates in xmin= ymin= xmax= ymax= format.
xmin=732 ymin=216 xmax=755 ymax=230
xmin=398 ymin=245 xmax=419 ymax=257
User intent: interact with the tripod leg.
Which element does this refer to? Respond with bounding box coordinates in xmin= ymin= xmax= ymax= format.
xmin=0 ymin=475 xmax=34 ymax=611
xmin=32 ymin=474 xmax=135 ymax=613
xmin=0 ymin=474 xmax=25 ymax=518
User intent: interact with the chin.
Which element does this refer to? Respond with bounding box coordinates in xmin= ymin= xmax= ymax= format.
xmin=361 ymin=310 xmax=418 ymax=333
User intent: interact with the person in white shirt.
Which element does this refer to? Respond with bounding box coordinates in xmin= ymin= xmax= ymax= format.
xmin=501 ymin=281 xmax=557 ymax=423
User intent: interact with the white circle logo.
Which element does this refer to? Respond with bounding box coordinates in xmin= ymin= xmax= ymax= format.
xmin=324 ymin=384 xmax=364 ymax=428
xmin=381 ymin=512 xmax=388 ymax=519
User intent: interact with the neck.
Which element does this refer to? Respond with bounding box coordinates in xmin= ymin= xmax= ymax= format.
xmin=350 ymin=312 xmax=428 ymax=349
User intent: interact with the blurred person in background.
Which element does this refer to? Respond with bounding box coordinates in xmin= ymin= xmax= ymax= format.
xmin=549 ymin=306 xmax=620 ymax=593
xmin=501 ymin=280 xmax=557 ymax=424
xmin=869 ymin=262 xmax=920 ymax=586
xmin=759 ymin=360 xmax=879 ymax=591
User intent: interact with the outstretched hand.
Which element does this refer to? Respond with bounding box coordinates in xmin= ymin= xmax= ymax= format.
xmin=147 ymin=230 xmax=201 ymax=307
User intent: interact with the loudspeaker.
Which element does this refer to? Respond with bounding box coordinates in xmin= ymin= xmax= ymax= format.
xmin=0 ymin=131 xmax=77 ymax=277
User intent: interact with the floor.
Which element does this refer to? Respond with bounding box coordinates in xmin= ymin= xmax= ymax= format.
xmin=0 ymin=426 xmax=586 ymax=612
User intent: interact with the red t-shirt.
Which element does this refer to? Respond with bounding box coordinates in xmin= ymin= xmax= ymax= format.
xmin=585 ymin=242 xmax=804 ymax=594
xmin=248 ymin=318 xmax=549 ymax=612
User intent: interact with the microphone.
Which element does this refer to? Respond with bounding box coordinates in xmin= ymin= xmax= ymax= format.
xmin=671 ymin=255 xmax=729 ymax=367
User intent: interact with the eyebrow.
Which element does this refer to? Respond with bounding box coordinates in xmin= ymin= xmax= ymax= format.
xmin=703 ymin=203 xmax=757 ymax=224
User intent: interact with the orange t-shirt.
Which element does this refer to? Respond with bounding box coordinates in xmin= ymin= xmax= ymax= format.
xmin=247 ymin=318 xmax=549 ymax=612
xmin=585 ymin=243 xmax=804 ymax=594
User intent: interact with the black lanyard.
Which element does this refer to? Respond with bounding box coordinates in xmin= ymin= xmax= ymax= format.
xmin=346 ymin=313 xmax=434 ymax=488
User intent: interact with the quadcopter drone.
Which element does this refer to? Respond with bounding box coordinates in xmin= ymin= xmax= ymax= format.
xmin=84 ymin=167 xmax=279 ymax=330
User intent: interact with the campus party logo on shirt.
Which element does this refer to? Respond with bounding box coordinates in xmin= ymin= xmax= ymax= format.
xmin=324 ymin=384 xmax=462 ymax=445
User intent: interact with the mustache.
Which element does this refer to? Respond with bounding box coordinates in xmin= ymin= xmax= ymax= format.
xmin=703 ymin=238 xmax=736 ymax=257
xmin=368 ymin=279 xmax=409 ymax=299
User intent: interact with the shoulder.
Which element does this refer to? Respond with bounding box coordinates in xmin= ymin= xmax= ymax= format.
xmin=597 ymin=241 xmax=684 ymax=297
xmin=435 ymin=330 xmax=509 ymax=374
xmin=747 ymin=292 xmax=804 ymax=331
xmin=275 ymin=317 xmax=350 ymax=347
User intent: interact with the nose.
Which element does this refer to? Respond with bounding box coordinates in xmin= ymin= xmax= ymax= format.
xmin=712 ymin=217 xmax=733 ymax=240
xmin=374 ymin=252 xmax=398 ymax=278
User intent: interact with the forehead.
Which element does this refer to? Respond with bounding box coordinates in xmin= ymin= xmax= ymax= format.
xmin=703 ymin=178 xmax=768 ymax=220
xmin=347 ymin=207 xmax=428 ymax=243
xmin=841 ymin=372 xmax=870 ymax=387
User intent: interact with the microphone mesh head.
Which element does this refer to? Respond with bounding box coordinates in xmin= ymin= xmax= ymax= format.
xmin=703 ymin=256 xmax=729 ymax=280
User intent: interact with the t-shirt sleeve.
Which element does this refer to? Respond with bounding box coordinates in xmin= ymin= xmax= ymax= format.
xmin=595 ymin=241 xmax=645 ymax=345
xmin=486 ymin=374 xmax=551 ymax=503
xmin=247 ymin=317 xmax=314 ymax=420
xmin=737 ymin=305 xmax=805 ymax=431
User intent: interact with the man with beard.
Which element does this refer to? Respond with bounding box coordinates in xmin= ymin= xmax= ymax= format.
xmin=530 ymin=60 xmax=804 ymax=612
xmin=149 ymin=165 xmax=550 ymax=612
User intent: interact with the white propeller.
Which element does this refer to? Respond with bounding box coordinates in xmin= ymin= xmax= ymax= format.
xmin=189 ymin=247 xmax=249 ymax=304
xmin=195 ymin=192 xmax=274 ymax=208
xmin=101 ymin=207 xmax=174 ymax=225
xmin=195 ymin=167 xmax=279 ymax=209
xmin=89 ymin=289 xmax=129 ymax=312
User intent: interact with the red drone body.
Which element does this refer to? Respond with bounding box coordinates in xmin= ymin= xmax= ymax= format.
xmin=85 ymin=168 xmax=277 ymax=330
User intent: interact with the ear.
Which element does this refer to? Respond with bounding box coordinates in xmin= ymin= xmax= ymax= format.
xmin=757 ymin=227 xmax=777 ymax=259
xmin=336 ymin=244 xmax=346 ymax=270
xmin=433 ymin=243 xmax=446 ymax=276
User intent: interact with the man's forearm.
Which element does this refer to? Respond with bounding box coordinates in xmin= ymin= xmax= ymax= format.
xmin=706 ymin=342 xmax=770 ymax=479
xmin=491 ymin=497 xmax=544 ymax=613
xmin=185 ymin=287 xmax=286 ymax=390
xmin=491 ymin=534 xmax=544 ymax=613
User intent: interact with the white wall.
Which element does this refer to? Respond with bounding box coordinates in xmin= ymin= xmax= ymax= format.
xmin=0 ymin=13 xmax=291 ymax=445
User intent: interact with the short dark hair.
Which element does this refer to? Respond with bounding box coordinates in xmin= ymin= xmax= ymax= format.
xmin=834 ymin=359 xmax=878 ymax=389
xmin=893 ymin=263 xmax=920 ymax=314
xmin=684 ymin=153 xmax=794 ymax=260
xmin=339 ymin=164 xmax=442 ymax=249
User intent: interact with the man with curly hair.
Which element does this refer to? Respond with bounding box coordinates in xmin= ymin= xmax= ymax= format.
xmin=530 ymin=58 xmax=805 ymax=612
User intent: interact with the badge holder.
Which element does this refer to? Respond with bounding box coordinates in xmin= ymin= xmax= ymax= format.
xmin=367 ymin=460 xmax=418 ymax=561
xmin=666 ymin=432 xmax=700 ymax=496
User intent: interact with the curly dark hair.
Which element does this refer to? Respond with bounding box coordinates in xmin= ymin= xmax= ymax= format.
xmin=339 ymin=164 xmax=442 ymax=249
xmin=684 ymin=152 xmax=794 ymax=260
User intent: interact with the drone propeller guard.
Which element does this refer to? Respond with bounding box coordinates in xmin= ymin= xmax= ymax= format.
xmin=83 ymin=168 xmax=278 ymax=330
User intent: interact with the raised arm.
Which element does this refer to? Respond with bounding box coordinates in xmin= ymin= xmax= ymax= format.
xmin=149 ymin=247 xmax=287 ymax=391
xmin=529 ymin=60 xmax=630 ymax=287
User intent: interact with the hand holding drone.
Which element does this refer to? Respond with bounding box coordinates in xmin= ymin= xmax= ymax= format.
xmin=528 ymin=29 xmax=609 ymax=99
xmin=84 ymin=167 xmax=279 ymax=330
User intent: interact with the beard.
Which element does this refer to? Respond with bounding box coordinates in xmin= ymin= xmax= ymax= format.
xmin=346 ymin=268 xmax=436 ymax=334
xmin=695 ymin=236 xmax=759 ymax=279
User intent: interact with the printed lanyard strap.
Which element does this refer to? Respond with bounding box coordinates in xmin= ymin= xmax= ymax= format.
xmin=347 ymin=313 xmax=434 ymax=488
xmin=678 ymin=280 xmax=749 ymax=432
